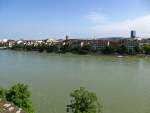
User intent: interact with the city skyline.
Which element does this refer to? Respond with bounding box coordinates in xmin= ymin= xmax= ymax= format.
xmin=0 ymin=0 xmax=150 ymax=39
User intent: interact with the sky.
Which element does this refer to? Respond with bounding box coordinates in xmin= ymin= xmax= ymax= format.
xmin=0 ymin=0 xmax=150 ymax=39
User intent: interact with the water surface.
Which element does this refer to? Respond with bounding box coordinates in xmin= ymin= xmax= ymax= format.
xmin=0 ymin=50 xmax=150 ymax=113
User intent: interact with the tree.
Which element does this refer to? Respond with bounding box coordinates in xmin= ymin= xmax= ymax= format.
xmin=60 ymin=44 xmax=70 ymax=53
xmin=0 ymin=83 xmax=34 ymax=113
xmin=101 ymin=46 xmax=115 ymax=54
xmin=143 ymin=45 xmax=150 ymax=54
xmin=37 ymin=44 xmax=45 ymax=52
xmin=78 ymin=45 xmax=92 ymax=55
xmin=67 ymin=87 xmax=102 ymax=113
xmin=134 ymin=45 xmax=141 ymax=54
xmin=45 ymin=45 xmax=55 ymax=53
xmin=117 ymin=45 xmax=128 ymax=54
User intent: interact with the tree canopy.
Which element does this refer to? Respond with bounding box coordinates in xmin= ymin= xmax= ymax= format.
xmin=0 ymin=83 xmax=34 ymax=113
xmin=67 ymin=87 xmax=102 ymax=113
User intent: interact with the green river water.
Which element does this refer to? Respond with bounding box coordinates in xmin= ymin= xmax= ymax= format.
xmin=0 ymin=50 xmax=150 ymax=113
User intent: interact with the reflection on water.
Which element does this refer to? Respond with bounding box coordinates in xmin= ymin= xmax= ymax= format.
xmin=0 ymin=50 xmax=150 ymax=113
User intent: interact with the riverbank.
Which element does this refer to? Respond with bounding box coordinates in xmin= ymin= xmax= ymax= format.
xmin=2 ymin=48 xmax=150 ymax=58
xmin=0 ymin=99 xmax=26 ymax=113
xmin=6 ymin=42 xmax=150 ymax=56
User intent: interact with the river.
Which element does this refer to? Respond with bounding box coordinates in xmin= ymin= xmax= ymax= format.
xmin=0 ymin=50 xmax=150 ymax=113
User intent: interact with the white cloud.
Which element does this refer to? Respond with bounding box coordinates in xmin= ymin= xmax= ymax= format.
xmin=86 ymin=13 xmax=150 ymax=38
xmin=85 ymin=12 xmax=109 ymax=25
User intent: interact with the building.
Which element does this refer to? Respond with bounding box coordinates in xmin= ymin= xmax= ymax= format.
xmin=66 ymin=35 xmax=69 ymax=41
xmin=120 ymin=38 xmax=139 ymax=53
xmin=139 ymin=38 xmax=150 ymax=46
xmin=131 ymin=30 xmax=136 ymax=38
xmin=90 ymin=40 xmax=109 ymax=50
xmin=8 ymin=40 xmax=16 ymax=47
xmin=46 ymin=38 xmax=60 ymax=45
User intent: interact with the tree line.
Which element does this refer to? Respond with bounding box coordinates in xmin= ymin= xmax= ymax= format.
xmin=10 ymin=43 xmax=150 ymax=55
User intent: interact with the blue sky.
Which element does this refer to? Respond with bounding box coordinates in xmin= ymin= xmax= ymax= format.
xmin=0 ymin=0 xmax=150 ymax=39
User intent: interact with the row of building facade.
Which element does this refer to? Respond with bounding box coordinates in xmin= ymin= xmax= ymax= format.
xmin=0 ymin=37 xmax=149 ymax=51
xmin=0 ymin=30 xmax=150 ymax=52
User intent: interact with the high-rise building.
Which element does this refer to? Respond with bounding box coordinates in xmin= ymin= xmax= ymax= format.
xmin=131 ymin=30 xmax=136 ymax=38
xmin=66 ymin=35 xmax=69 ymax=41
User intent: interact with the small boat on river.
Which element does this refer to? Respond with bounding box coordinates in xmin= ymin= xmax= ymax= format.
xmin=0 ymin=47 xmax=7 ymax=50
xmin=117 ymin=55 xmax=124 ymax=58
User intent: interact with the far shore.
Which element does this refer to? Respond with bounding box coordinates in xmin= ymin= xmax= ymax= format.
xmin=1 ymin=48 xmax=150 ymax=58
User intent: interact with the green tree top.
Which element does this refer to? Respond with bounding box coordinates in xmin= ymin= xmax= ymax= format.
xmin=67 ymin=87 xmax=102 ymax=113
xmin=0 ymin=83 xmax=34 ymax=113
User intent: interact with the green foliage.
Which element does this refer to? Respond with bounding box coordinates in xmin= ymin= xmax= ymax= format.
xmin=134 ymin=45 xmax=141 ymax=54
xmin=0 ymin=83 xmax=34 ymax=113
xmin=45 ymin=45 xmax=55 ymax=53
xmin=117 ymin=45 xmax=128 ymax=54
xmin=67 ymin=87 xmax=102 ymax=113
xmin=53 ymin=45 xmax=60 ymax=53
xmin=11 ymin=45 xmax=24 ymax=50
xmin=70 ymin=45 xmax=93 ymax=55
xmin=0 ymin=88 xmax=6 ymax=98
xmin=11 ymin=42 xmax=150 ymax=55
xmin=143 ymin=45 xmax=150 ymax=54
xmin=101 ymin=46 xmax=115 ymax=54
xmin=37 ymin=44 xmax=46 ymax=52
xmin=70 ymin=46 xmax=81 ymax=54
xmin=24 ymin=45 xmax=36 ymax=51
xmin=60 ymin=44 xmax=70 ymax=53
xmin=78 ymin=46 xmax=90 ymax=55
xmin=81 ymin=45 xmax=92 ymax=51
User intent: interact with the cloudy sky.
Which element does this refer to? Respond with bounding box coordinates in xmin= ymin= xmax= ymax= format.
xmin=0 ymin=0 xmax=150 ymax=39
